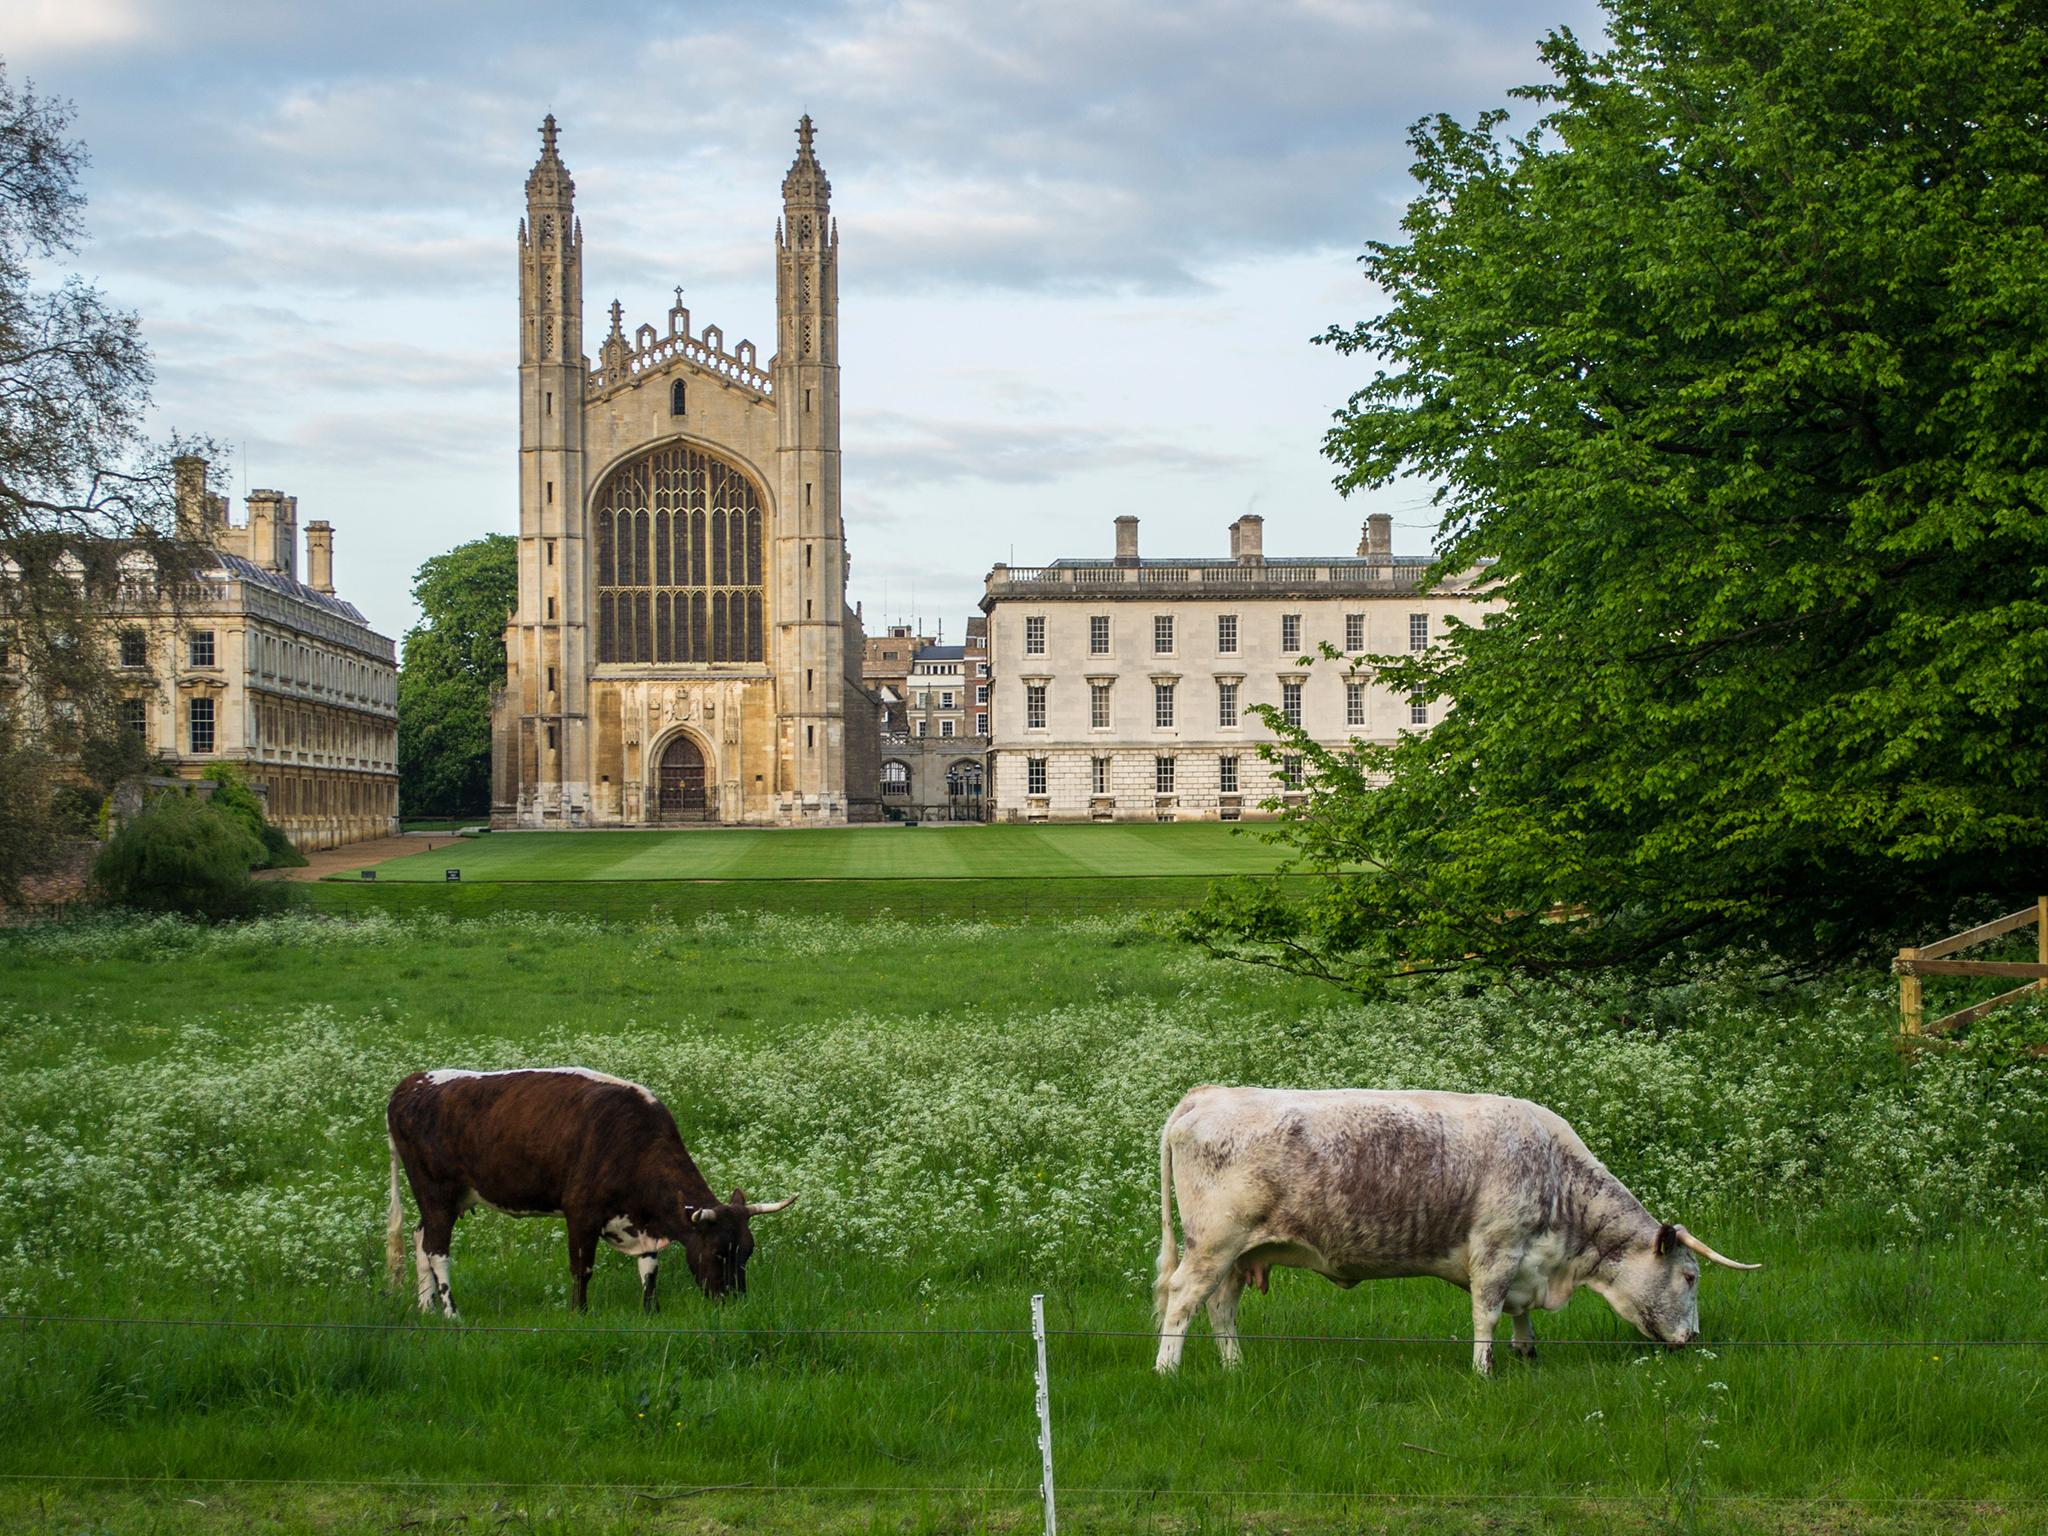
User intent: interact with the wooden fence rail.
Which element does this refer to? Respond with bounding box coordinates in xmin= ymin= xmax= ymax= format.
xmin=1896 ymin=898 xmax=2048 ymax=1042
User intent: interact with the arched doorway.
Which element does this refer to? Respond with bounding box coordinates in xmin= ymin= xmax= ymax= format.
xmin=946 ymin=759 xmax=984 ymax=822
xmin=657 ymin=733 xmax=710 ymax=820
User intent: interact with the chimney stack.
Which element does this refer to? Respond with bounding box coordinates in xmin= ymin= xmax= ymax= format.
xmin=305 ymin=521 xmax=335 ymax=594
xmin=1114 ymin=514 xmax=1139 ymax=567
xmin=246 ymin=490 xmax=285 ymax=573
xmin=1231 ymin=513 xmax=1264 ymax=566
xmin=173 ymin=455 xmax=208 ymax=541
xmin=1363 ymin=512 xmax=1393 ymax=560
xmin=276 ymin=493 xmax=299 ymax=580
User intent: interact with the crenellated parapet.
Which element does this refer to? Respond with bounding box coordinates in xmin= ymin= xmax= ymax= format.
xmin=589 ymin=288 xmax=775 ymax=399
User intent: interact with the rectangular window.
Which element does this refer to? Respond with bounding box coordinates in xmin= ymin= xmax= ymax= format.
xmin=1089 ymin=615 xmax=1110 ymax=654
xmin=188 ymin=630 xmax=215 ymax=668
xmin=915 ymin=691 xmax=929 ymax=709
xmin=1217 ymin=614 xmax=1238 ymax=654
xmin=940 ymin=719 xmax=955 ymax=738
xmin=1409 ymin=612 xmax=1429 ymax=652
xmin=915 ymin=719 xmax=927 ymax=738
xmin=1154 ymin=681 xmax=1175 ymax=728
xmin=1090 ymin=682 xmax=1111 ymax=729
xmin=1410 ymin=693 xmax=1429 ymax=726
xmin=1218 ymin=755 xmax=1239 ymax=794
xmin=1282 ymin=754 xmax=1304 ymax=789
xmin=1346 ymin=681 xmax=1366 ymax=727
xmin=940 ymin=691 xmax=955 ymax=709
xmin=975 ymin=712 xmax=988 ymax=735
xmin=1217 ymin=681 xmax=1238 ymax=728
xmin=978 ymin=662 xmax=989 ymax=677
xmin=1091 ymin=756 xmax=1109 ymax=795
xmin=188 ymin=697 xmax=215 ymax=754
xmin=1153 ymin=614 xmax=1174 ymax=654
xmin=1155 ymin=756 xmax=1176 ymax=794
xmin=1282 ymin=681 xmax=1303 ymax=727
xmin=976 ymin=684 xmax=988 ymax=705
xmin=1345 ymin=613 xmax=1365 ymax=652
xmin=1026 ymin=683 xmax=1047 ymax=729
xmin=1281 ymin=613 xmax=1302 ymax=652
xmin=1025 ymin=615 xmax=1046 ymax=655
xmin=121 ymin=698 xmax=149 ymax=743
xmin=1027 ymin=757 xmax=1047 ymax=796
xmin=120 ymin=629 xmax=147 ymax=668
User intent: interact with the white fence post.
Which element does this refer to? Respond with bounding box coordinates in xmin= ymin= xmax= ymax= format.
xmin=1031 ymin=1292 xmax=1058 ymax=1536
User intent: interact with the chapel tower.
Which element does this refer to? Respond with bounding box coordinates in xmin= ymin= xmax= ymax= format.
xmin=772 ymin=115 xmax=848 ymax=819
xmin=501 ymin=114 xmax=592 ymax=818
xmin=490 ymin=114 xmax=876 ymax=829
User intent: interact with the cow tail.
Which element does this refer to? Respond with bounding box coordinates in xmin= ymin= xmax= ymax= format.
xmin=385 ymin=1134 xmax=406 ymax=1288
xmin=1153 ymin=1119 xmax=1178 ymax=1324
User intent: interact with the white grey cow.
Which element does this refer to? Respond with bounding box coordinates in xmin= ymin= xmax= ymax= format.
xmin=1153 ymin=1085 xmax=1759 ymax=1375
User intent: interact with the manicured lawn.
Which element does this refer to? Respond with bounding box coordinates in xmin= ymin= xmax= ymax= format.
xmin=339 ymin=820 xmax=1296 ymax=883
xmin=2 ymin=909 xmax=2046 ymax=1534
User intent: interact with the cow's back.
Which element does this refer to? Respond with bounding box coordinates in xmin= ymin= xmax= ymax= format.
xmin=1165 ymin=1086 xmax=1571 ymax=1278
xmin=388 ymin=1068 xmax=682 ymax=1213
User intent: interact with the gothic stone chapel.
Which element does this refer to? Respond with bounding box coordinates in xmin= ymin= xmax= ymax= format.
xmin=491 ymin=116 xmax=880 ymax=827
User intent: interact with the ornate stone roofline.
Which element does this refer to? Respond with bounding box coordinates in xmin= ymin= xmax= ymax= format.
xmin=589 ymin=289 xmax=775 ymax=400
xmin=982 ymin=557 xmax=1461 ymax=607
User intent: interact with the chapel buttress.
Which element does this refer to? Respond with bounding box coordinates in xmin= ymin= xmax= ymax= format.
xmin=491 ymin=116 xmax=877 ymax=828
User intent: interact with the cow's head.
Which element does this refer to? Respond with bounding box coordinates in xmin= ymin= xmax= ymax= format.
xmin=1599 ymin=1224 xmax=1760 ymax=1350
xmin=679 ymin=1187 xmax=797 ymax=1298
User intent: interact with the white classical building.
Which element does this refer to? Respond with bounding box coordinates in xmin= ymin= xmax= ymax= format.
xmin=980 ymin=513 xmax=1493 ymax=822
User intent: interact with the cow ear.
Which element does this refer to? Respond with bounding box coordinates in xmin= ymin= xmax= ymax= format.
xmin=1654 ymin=1223 xmax=1679 ymax=1258
xmin=729 ymin=1186 xmax=747 ymax=1208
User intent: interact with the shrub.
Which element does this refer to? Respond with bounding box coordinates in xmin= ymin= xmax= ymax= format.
xmin=91 ymin=792 xmax=283 ymax=919
xmin=201 ymin=764 xmax=307 ymax=869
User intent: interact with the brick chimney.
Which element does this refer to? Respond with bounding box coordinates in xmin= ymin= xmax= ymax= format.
xmin=1114 ymin=514 xmax=1139 ymax=567
xmin=173 ymin=455 xmax=209 ymax=540
xmin=305 ymin=521 xmax=335 ymax=594
xmin=1231 ymin=514 xmax=1264 ymax=566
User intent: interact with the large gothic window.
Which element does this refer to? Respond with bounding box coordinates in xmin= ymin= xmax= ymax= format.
xmin=594 ymin=443 xmax=766 ymax=664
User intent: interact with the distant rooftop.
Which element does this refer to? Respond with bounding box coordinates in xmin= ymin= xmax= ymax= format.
xmin=215 ymin=551 xmax=372 ymax=626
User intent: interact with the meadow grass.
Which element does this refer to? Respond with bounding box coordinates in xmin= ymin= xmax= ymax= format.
xmin=343 ymin=820 xmax=1297 ymax=883
xmin=2 ymin=908 xmax=2045 ymax=1534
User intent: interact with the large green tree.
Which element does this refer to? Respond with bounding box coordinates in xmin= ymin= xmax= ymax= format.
xmin=1191 ymin=0 xmax=2048 ymax=989
xmin=396 ymin=534 xmax=515 ymax=819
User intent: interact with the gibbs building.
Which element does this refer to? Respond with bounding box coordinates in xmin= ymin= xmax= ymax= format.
xmin=492 ymin=116 xmax=879 ymax=827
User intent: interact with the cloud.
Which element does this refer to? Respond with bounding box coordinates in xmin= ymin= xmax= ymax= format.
xmin=849 ymin=409 xmax=1252 ymax=490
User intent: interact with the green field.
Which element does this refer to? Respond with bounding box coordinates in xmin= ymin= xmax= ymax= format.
xmin=3 ymin=905 xmax=2046 ymax=1533
xmin=340 ymin=821 xmax=1296 ymax=883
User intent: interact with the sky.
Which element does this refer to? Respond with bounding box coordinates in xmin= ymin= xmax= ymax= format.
xmin=10 ymin=0 xmax=1602 ymax=646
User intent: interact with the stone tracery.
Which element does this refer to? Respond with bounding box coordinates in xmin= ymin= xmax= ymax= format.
xmin=592 ymin=443 xmax=766 ymax=665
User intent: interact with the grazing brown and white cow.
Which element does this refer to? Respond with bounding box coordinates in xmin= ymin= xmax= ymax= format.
xmin=1153 ymin=1085 xmax=1759 ymax=1375
xmin=385 ymin=1067 xmax=795 ymax=1316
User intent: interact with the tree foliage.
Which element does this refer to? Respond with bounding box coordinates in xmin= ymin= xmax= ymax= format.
xmin=1189 ymin=0 xmax=2048 ymax=989
xmin=91 ymin=791 xmax=280 ymax=921
xmin=396 ymin=534 xmax=515 ymax=819
xmin=200 ymin=762 xmax=306 ymax=870
xmin=0 ymin=61 xmax=212 ymax=897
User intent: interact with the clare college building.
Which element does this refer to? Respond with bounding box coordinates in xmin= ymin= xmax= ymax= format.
xmin=981 ymin=513 xmax=1493 ymax=822
xmin=491 ymin=117 xmax=879 ymax=827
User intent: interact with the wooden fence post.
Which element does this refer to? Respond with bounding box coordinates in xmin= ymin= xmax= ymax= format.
xmin=1899 ymin=947 xmax=1922 ymax=1039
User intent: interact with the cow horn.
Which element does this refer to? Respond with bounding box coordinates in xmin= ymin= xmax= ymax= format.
xmin=1674 ymin=1225 xmax=1761 ymax=1271
xmin=690 ymin=1205 xmax=719 ymax=1226
xmin=744 ymin=1195 xmax=797 ymax=1217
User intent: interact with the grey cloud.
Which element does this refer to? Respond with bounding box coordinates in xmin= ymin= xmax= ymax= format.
xmin=849 ymin=409 xmax=1252 ymax=490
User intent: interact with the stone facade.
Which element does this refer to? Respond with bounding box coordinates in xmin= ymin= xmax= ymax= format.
xmin=111 ymin=458 xmax=396 ymax=849
xmin=980 ymin=513 xmax=1494 ymax=822
xmin=492 ymin=115 xmax=878 ymax=828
